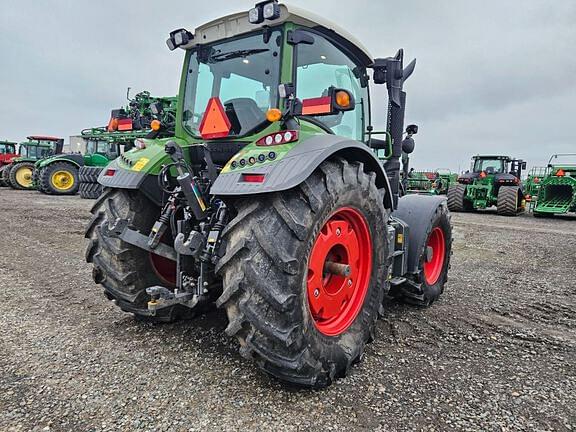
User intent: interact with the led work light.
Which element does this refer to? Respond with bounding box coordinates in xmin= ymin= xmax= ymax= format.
xmin=249 ymin=1 xmax=280 ymax=24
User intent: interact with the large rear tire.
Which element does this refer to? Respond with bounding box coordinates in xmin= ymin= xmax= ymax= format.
xmin=85 ymin=189 xmax=195 ymax=322
xmin=79 ymin=182 xmax=103 ymax=199
xmin=497 ymin=186 xmax=524 ymax=216
xmin=447 ymin=184 xmax=471 ymax=212
xmin=216 ymin=159 xmax=388 ymax=388
xmin=40 ymin=161 xmax=80 ymax=195
xmin=9 ymin=162 xmax=35 ymax=190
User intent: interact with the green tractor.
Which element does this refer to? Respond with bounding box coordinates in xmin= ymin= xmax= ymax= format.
xmin=85 ymin=2 xmax=452 ymax=387
xmin=4 ymin=136 xmax=64 ymax=190
xmin=447 ymin=155 xmax=527 ymax=216
xmin=532 ymin=154 xmax=576 ymax=217
xmin=36 ymin=91 xmax=177 ymax=196
xmin=0 ymin=140 xmax=19 ymax=187
xmin=406 ymin=168 xmax=457 ymax=195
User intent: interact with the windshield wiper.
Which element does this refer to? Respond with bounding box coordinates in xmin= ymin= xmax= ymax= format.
xmin=208 ymin=48 xmax=269 ymax=63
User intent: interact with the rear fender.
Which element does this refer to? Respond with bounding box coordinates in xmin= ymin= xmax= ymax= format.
xmin=392 ymin=194 xmax=449 ymax=274
xmin=210 ymin=135 xmax=394 ymax=210
xmin=40 ymin=154 xmax=84 ymax=169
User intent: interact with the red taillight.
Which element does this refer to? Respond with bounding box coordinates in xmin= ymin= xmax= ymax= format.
xmin=104 ymin=169 xmax=116 ymax=177
xmin=556 ymin=169 xmax=565 ymax=177
xmin=256 ymin=130 xmax=298 ymax=146
xmin=241 ymin=173 xmax=265 ymax=183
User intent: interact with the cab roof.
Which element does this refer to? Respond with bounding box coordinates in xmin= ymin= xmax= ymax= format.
xmin=27 ymin=136 xmax=62 ymax=141
xmin=473 ymin=155 xmax=511 ymax=161
xmin=185 ymin=3 xmax=373 ymax=66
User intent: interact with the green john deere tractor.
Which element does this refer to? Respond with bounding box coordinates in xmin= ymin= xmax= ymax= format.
xmin=532 ymin=154 xmax=576 ymax=217
xmin=5 ymin=136 xmax=64 ymax=190
xmin=85 ymin=2 xmax=453 ymax=387
xmin=35 ymin=91 xmax=177 ymax=196
xmin=447 ymin=155 xmax=526 ymax=216
xmin=406 ymin=168 xmax=457 ymax=195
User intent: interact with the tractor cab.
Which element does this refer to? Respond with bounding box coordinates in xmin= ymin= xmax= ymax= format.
xmin=84 ymin=139 xmax=121 ymax=164
xmin=0 ymin=141 xmax=18 ymax=164
xmin=19 ymin=136 xmax=64 ymax=161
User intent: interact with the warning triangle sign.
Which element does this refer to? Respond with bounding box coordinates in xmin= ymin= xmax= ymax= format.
xmin=198 ymin=97 xmax=232 ymax=139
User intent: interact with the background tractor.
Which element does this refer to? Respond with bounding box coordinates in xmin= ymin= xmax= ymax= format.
xmin=406 ymin=168 xmax=457 ymax=195
xmin=35 ymin=91 xmax=177 ymax=196
xmin=0 ymin=140 xmax=19 ymax=187
xmin=85 ymin=2 xmax=452 ymax=388
xmin=532 ymin=154 xmax=576 ymax=217
xmin=447 ymin=155 xmax=526 ymax=216
xmin=4 ymin=136 xmax=64 ymax=190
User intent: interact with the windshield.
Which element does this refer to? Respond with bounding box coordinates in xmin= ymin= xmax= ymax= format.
xmin=86 ymin=140 xmax=110 ymax=155
xmin=473 ymin=159 xmax=505 ymax=174
xmin=183 ymin=30 xmax=282 ymax=138
xmin=0 ymin=144 xmax=15 ymax=154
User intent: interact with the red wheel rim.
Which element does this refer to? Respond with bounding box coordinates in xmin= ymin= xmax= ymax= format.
xmin=149 ymin=253 xmax=177 ymax=286
xmin=423 ymin=227 xmax=446 ymax=285
xmin=307 ymin=207 xmax=372 ymax=336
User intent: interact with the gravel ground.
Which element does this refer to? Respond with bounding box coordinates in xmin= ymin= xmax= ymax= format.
xmin=1 ymin=189 xmax=575 ymax=432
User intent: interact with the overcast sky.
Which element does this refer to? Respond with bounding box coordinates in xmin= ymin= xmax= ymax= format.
xmin=1 ymin=0 xmax=575 ymax=171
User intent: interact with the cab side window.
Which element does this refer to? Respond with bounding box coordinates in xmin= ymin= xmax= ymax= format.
xmin=296 ymin=32 xmax=368 ymax=141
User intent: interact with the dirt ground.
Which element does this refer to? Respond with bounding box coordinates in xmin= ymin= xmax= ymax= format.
xmin=1 ymin=188 xmax=575 ymax=432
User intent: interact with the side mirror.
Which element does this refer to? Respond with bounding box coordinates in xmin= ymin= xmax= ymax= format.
xmin=406 ymin=124 xmax=418 ymax=135
xmin=297 ymin=88 xmax=355 ymax=117
xmin=402 ymin=137 xmax=415 ymax=154
xmin=522 ymin=161 xmax=527 ymax=170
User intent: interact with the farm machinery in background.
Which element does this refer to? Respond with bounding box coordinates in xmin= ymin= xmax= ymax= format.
xmin=406 ymin=168 xmax=457 ymax=195
xmin=530 ymin=154 xmax=576 ymax=217
xmin=35 ymin=90 xmax=177 ymax=197
xmin=0 ymin=140 xmax=19 ymax=186
xmin=85 ymin=1 xmax=453 ymax=388
xmin=1 ymin=136 xmax=64 ymax=190
xmin=447 ymin=155 xmax=526 ymax=216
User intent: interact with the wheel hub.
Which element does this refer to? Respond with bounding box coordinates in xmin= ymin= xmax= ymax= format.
xmin=51 ymin=170 xmax=75 ymax=191
xmin=15 ymin=167 xmax=33 ymax=187
xmin=423 ymin=227 xmax=446 ymax=285
xmin=307 ymin=207 xmax=372 ymax=336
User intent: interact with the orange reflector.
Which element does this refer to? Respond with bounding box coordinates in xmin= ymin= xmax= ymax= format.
xmin=151 ymin=120 xmax=161 ymax=131
xmin=199 ymin=97 xmax=232 ymax=139
xmin=335 ymin=90 xmax=351 ymax=108
xmin=107 ymin=118 xmax=119 ymax=132
xmin=534 ymin=177 xmax=540 ymax=183
xmin=556 ymin=169 xmax=565 ymax=177
xmin=241 ymin=173 xmax=265 ymax=183
xmin=479 ymin=171 xmax=487 ymax=178
xmin=302 ymin=96 xmax=332 ymax=115
xmin=266 ymin=108 xmax=282 ymax=122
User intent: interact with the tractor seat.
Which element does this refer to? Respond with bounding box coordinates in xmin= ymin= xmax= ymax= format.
xmin=485 ymin=167 xmax=495 ymax=174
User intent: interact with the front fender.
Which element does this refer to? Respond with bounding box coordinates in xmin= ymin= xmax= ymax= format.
xmin=210 ymin=135 xmax=394 ymax=209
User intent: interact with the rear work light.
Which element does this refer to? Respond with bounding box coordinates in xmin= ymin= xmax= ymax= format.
xmin=241 ymin=173 xmax=265 ymax=183
xmin=256 ymin=130 xmax=298 ymax=146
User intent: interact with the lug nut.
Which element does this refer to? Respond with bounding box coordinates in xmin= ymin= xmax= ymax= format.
xmin=336 ymin=228 xmax=341 ymax=236
xmin=347 ymin=279 xmax=353 ymax=286
xmin=313 ymin=289 xmax=320 ymax=297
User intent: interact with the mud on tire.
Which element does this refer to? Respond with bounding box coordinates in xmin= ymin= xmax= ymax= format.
xmin=85 ymin=188 xmax=194 ymax=322
xmin=216 ymin=158 xmax=389 ymax=388
xmin=497 ymin=185 xmax=524 ymax=216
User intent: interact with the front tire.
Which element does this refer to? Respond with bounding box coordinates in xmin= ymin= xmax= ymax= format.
xmin=85 ymin=189 xmax=194 ymax=322
xmin=216 ymin=159 xmax=389 ymax=387
xmin=0 ymin=165 xmax=9 ymax=187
